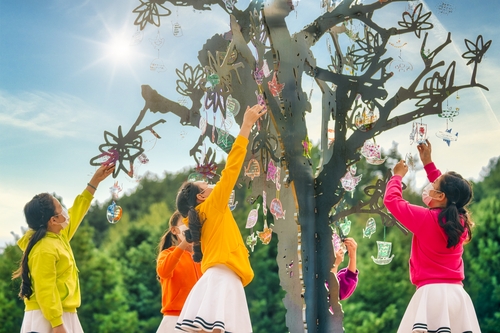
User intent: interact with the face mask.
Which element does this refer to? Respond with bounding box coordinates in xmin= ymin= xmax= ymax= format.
xmin=55 ymin=208 xmax=70 ymax=229
xmin=421 ymin=183 xmax=435 ymax=206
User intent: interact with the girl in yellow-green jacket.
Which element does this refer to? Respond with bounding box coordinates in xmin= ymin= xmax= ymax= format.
xmin=174 ymin=104 xmax=265 ymax=333
xmin=14 ymin=164 xmax=114 ymax=333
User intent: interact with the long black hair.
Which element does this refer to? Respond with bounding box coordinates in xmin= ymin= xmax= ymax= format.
xmin=12 ymin=193 xmax=55 ymax=299
xmin=157 ymin=210 xmax=183 ymax=253
xmin=437 ymin=171 xmax=474 ymax=248
xmin=176 ymin=182 xmax=204 ymax=262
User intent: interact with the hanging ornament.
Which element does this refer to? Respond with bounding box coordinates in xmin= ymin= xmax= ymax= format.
xmin=360 ymin=139 xmax=386 ymax=165
xmin=150 ymin=58 xmax=167 ymax=72
xmin=257 ymin=219 xmax=273 ymax=245
xmin=246 ymin=203 xmax=260 ymax=228
xmin=131 ymin=28 xmax=144 ymax=46
xmin=187 ymin=172 xmax=207 ymax=183
xmin=354 ymin=107 xmax=379 ymax=131
xmin=244 ymin=159 xmax=261 ymax=180
xmin=409 ymin=122 xmax=427 ymax=145
xmin=327 ymin=129 xmax=335 ymax=148
xmin=436 ymin=128 xmax=458 ymax=147
xmin=340 ymin=165 xmax=362 ymax=192
xmin=371 ymin=241 xmax=394 ymax=265
xmin=268 ymin=72 xmax=285 ymax=97
xmin=405 ymin=153 xmax=416 ymax=171
xmin=253 ymin=66 xmax=265 ymax=85
xmin=255 ymin=91 xmax=267 ymax=112
xmin=266 ymin=160 xmax=278 ymax=182
xmin=362 ymin=217 xmax=376 ymax=238
xmin=246 ymin=232 xmax=258 ymax=252
xmin=199 ymin=117 xmax=207 ymax=135
xmin=137 ymin=153 xmax=149 ymax=164
xmin=172 ymin=22 xmax=183 ymax=37
xmin=106 ymin=201 xmax=123 ymax=224
xmin=270 ymin=198 xmax=286 ymax=220
xmin=332 ymin=232 xmax=342 ymax=253
xmin=302 ymin=135 xmax=312 ymax=159
xmin=262 ymin=59 xmax=272 ymax=77
xmin=262 ymin=191 xmax=268 ymax=216
xmin=228 ymin=190 xmax=238 ymax=211
xmin=338 ymin=217 xmax=351 ymax=236
xmin=226 ymin=95 xmax=241 ymax=116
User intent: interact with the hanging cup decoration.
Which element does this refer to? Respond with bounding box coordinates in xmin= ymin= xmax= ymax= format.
xmin=371 ymin=241 xmax=394 ymax=265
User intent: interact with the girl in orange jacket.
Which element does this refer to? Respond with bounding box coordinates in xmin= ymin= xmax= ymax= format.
xmin=156 ymin=211 xmax=202 ymax=333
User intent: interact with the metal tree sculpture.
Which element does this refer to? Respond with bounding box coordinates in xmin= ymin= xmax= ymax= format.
xmin=90 ymin=0 xmax=491 ymax=332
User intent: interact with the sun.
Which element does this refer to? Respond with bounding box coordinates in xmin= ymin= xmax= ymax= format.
xmin=105 ymin=35 xmax=134 ymax=63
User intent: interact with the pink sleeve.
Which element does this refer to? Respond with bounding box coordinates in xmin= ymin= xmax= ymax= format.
xmin=424 ymin=162 xmax=442 ymax=183
xmin=337 ymin=268 xmax=358 ymax=300
xmin=383 ymin=175 xmax=431 ymax=234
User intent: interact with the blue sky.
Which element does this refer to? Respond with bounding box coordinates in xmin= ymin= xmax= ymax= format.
xmin=1 ymin=0 xmax=499 ymax=248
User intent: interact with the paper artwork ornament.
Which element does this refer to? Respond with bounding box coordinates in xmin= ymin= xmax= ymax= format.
xmin=439 ymin=108 xmax=459 ymax=119
xmin=226 ymin=95 xmax=241 ymax=116
xmin=107 ymin=201 xmax=123 ymax=224
xmin=266 ymin=160 xmax=277 ymax=182
xmin=258 ymin=226 xmax=273 ymax=245
xmin=244 ymin=159 xmax=261 ymax=180
xmin=246 ymin=232 xmax=258 ymax=252
xmin=436 ymin=128 xmax=458 ymax=146
xmin=199 ymin=117 xmax=207 ymax=135
xmin=268 ymin=72 xmax=285 ymax=97
xmin=131 ymin=29 xmax=144 ymax=45
xmin=262 ymin=59 xmax=272 ymax=77
xmin=109 ymin=181 xmax=123 ymax=201
xmin=149 ymin=30 xmax=165 ymax=50
xmin=332 ymin=232 xmax=342 ymax=253
xmin=187 ymin=172 xmax=207 ymax=183
xmin=253 ymin=66 xmax=265 ymax=85
xmin=262 ymin=191 xmax=267 ymax=215
xmin=410 ymin=122 xmax=427 ymax=144
xmin=371 ymin=241 xmax=394 ymax=265
xmin=360 ymin=140 xmax=386 ymax=165
xmin=216 ymin=128 xmax=234 ymax=152
xmin=172 ymin=22 xmax=183 ymax=37
xmin=150 ymin=58 xmax=167 ymax=72
xmin=363 ymin=217 xmax=376 ymax=238
xmin=339 ymin=217 xmax=351 ymax=237
xmin=255 ymin=91 xmax=267 ymax=112
xmin=340 ymin=166 xmax=362 ymax=192
xmin=302 ymin=136 xmax=312 ymax=159
xmin=270 ymin=198 xmax=286 ymax=220
xmin=138 ymin=153 xmax=149 ymax=164
xmin=354 ymin=108 xmax=379 ymax=131
xmin=228 ymin=190 xmax=238 ymax=211
xmin=275 ymin=167 xmax=281 ymax=191
xmin=246 ymin=203 xmax=260 ymax=228
xmin=405 ymin=153 xmax=416 ymax=171
xmin=207 ymin=73 xmax=220 ymax=87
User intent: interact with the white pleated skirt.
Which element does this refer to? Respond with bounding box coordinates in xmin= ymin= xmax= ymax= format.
xmin=398 ymin=284 xmax=481 ymax=333
xmin=175 ymin=264 xmax=252 ymax=333
xmin=157 ymin=315 xmax=180 ymax=333
xmin=20 ymin=310 xmax=84 ymax=333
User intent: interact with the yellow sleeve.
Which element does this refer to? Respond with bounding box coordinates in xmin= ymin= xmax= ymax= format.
xmin=64 ymin=189 xmax=93 ymax=241
xmin=29 ymin=251 xmax=63 ymax=327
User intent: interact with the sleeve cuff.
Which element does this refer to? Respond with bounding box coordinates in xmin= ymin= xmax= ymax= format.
xmin=50 ymin=316 xmax=63 ymax=328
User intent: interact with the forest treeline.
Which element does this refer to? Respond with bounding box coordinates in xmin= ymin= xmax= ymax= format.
xmin=1 ymin=150 xmax=499 ymax=333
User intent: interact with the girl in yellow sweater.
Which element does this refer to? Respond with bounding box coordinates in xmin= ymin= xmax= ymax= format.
xmin=15 ymin=164 xmax=114 ymax=333
xmin=174 ymin=104 xmax=265 ymax=333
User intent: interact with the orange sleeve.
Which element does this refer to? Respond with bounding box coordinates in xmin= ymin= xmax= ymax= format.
xmin=157 ymin=247 xmax=185 ymax=279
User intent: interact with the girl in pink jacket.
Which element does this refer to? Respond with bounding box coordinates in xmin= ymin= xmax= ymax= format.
xmin=384 ymin=140 xmax=481 ymax=333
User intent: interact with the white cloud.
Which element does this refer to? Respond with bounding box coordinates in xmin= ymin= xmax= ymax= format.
xmin=0 ymin=90 xmax=111 ymax=139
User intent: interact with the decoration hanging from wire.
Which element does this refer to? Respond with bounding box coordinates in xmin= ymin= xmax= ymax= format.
xmin=371 ymin=226 xmax=394 ymax=265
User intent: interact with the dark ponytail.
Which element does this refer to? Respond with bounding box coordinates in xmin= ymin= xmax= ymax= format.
xmin=158 ymin=211 xmax=183 ymax=253
xmin=437 ymin=172 xmax=474 ymax=248
xmin=176 ymin=182 xmax=204 ymax=262
xmin=12 ymin=193 xmax=55 ymax=299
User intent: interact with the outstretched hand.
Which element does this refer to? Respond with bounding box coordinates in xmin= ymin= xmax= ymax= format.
xmin=417 ymin=139 xmax=432 ymax=166
xmin=239 ymin=104 xmax=267 ymax=138
xmin=393 ymin=160 xmax=408 ymax=178
xmin=87 ymin=163 xmax=115 ymax=195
